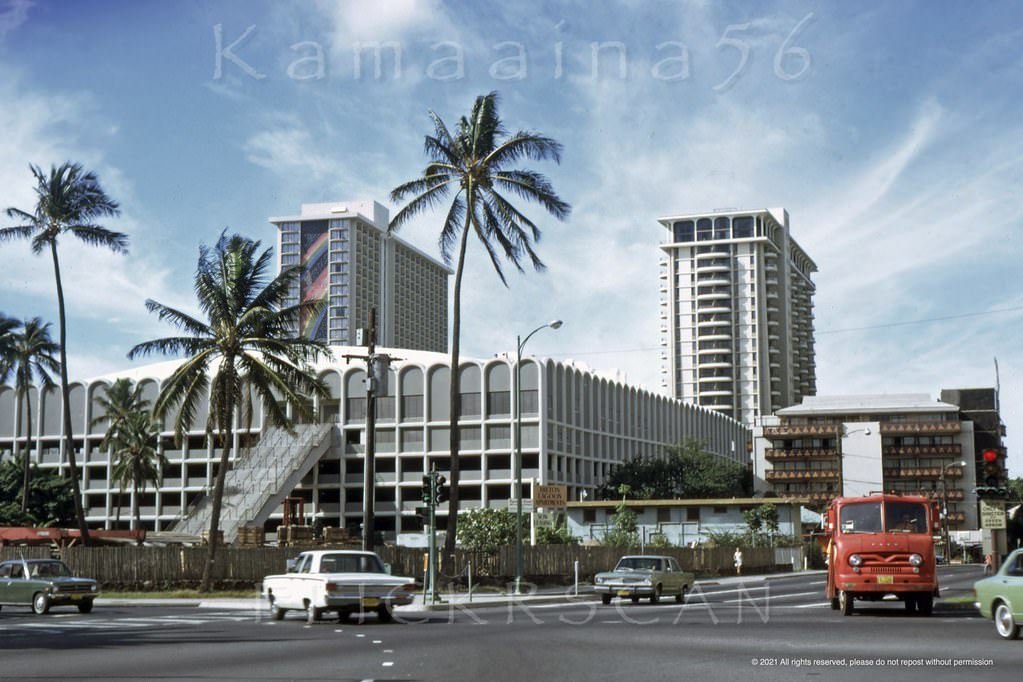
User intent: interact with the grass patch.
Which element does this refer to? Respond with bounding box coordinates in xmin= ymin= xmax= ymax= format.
xmin=940 ymin=594 xmax=977 ymax=605
xmin=102 ymin=590 xmax=260 ymax=600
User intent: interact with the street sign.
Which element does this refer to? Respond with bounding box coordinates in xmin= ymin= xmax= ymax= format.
xmin=980 ymin=499 xmax=1006 ymax=529
xmin=508 ymin=499 xmax=533 ymax=512
xmin=534 ymin=484 xmax=567 ymax=509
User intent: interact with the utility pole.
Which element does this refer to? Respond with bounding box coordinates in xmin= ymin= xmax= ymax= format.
xmin=343 ymin=307 xmax=400 ymax=553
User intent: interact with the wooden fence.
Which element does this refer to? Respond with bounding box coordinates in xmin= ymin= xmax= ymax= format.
xmin=0 ymin=544 xmax=784 ymax=590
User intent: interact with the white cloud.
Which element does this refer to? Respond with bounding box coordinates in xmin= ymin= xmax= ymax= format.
xmin=0 ymin=0 xmax=31 ymax=41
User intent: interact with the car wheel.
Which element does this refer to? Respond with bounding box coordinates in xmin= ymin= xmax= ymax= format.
xmin=32 ymin=592 xmax=50 ymax=615
xmin=630 ymin=595 xmax=640 ymax=604
xmin=676 ymin=586 xmax=688 ymax=604
xmin=77 ymin=600 xmax=94 ymax=614
xmin=306 ymin=603 xmax=323 ymax=624
xmin=268 ymin=597 xmax=285 ymax=621
xmin=839 ymin=590 xmax=853 ymax=616
xmin=377 ymin=603 xmax=394 ymax=623
xmin=650 ymin=585 xmax=662 ymax=605
xmin=994 ymin=602 xmax=1021 ymax=640
xmin=601 ymin=594 xmax=612 ymax=605
xmin=916 ymin=593 xmax=933 ymax=617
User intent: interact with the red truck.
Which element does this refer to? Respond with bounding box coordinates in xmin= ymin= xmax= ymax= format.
xmin=823 ymin=493 xmax=941 ymax=616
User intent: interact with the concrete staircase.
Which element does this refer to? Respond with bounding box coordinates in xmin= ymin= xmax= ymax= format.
xmin=172 ymin=422 xmax=335 ymax=542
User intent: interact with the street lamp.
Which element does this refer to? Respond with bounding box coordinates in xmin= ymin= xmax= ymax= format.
xmin=515 ymin=319 xmax=562 ymax=595
xmin=940 ymin=460 xmax=967 ymax=560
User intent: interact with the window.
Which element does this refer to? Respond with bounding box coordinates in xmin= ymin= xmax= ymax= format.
xmin=520 ymin=389 xmax=539 ymax=415
xmin=346 ymin=397 xmax=367 ymax=421
xmin=487 ymin=390 xmax=511 ymax=417
xmin=401 ymin=395 xmax=423 ymax=421
xmin=582 ymin=509 xmax=596 ymax=523
xmin=656 ymin=507 xmax=671 ymax=523
xmin=458 ymin=392 xmax=481 ymax=417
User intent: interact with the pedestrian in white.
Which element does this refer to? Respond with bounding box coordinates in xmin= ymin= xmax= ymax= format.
xmin=733 ymin=548 xmax=743 ymax=576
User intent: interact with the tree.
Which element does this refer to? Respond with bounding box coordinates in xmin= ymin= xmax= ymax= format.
xmin=91 ymin=377 xmax=150 ymax=447
xmin=602 ymin=485 xmax=639 ymax=547
xmin=596 ymin=438 xmax=748 ymax=500
xmin=109 ymin=410 xmax=167 ymax=531
xmin=128 ymin=232 xmax=331 ymax=592
xmin=456 ymin=507 xmax=523 ymax=555
xmin=742 ymin=503 xmax=780 ymax=546
xmin=0 ymin=459 xmax=75 ymax=527
xmin=2 ymin=162 xmax=127 ymax=542
xmin=0 ymin=318 xmax=60 ymax=512
xmin=389 ymin=92 xmax=570 ymax=567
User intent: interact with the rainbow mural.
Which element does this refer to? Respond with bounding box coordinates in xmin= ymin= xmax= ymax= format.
xmin=299 ymin=222 xmax=330 ymax=340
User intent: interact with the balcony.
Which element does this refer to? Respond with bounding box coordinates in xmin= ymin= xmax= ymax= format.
xmin=907 ymin=489 xmax=965 ymax=501
xmin=879 ymin=422 xmax=962 ymax=436
xmin=764 ymin=448 xmax=838 ymax=461
xmin=765 ymin=469 xmax=839 ymax=482
xmin=884 ymin=466 xmax=964 ymax=480
xmin=881 ymin=444 xmax=962 ymax=457
xmin=762 ymin=424 xmax=840 ymax=438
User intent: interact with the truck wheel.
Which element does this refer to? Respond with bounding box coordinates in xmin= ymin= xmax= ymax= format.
xmin=306 ymin=603 xmax=323 ymax=624
xmin=676 ymin=586 xmax=688 ymax=604
xmin=916 ymin=593 xmax=933 ymax=616
xmin=77 ymin=600 xmax=94 ymax=614
xmin=650 ymin=585 xmax=662 ymax=604
xmin=994 ymin=602 xmax=1021 ymax=640
xmin=830 ymin=597 xmax=839 ymax=610
xmin=32 ymin=592 xmax=50 ymax=615
xmin=839 ymin=590 xmax=853 ymax=616
xmin=601 ymin=594 xmax=612 ymax=605
xmin=377 ymin=603 xmax=394 ymax=623
xmin=904 ymin=595 xmax=917 ymax=613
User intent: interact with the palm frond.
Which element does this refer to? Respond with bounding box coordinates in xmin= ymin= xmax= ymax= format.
xmin=67 ymin=224 xmax=129 ymax=254
xmin=485 ymin=131 xmax=564 ymax=167
xmin=493 ymin=170 xmax=572 ymax=221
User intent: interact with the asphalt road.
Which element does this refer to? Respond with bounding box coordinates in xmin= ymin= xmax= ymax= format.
xmin=0 ymin=565 xmax=1017 ymax=682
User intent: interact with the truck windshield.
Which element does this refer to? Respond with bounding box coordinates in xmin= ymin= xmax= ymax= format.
xmin=839 ymin=502 xmax=882 ymax=533
xmin=883 ymin=502 xmax=928 ymax=533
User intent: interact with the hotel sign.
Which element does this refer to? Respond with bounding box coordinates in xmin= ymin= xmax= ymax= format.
xmin=534 ymin=485 xmax=568 ymax=509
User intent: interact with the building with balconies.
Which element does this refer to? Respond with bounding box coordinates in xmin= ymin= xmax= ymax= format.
xmin=752 ymin=394 xmax=982 ymax=529
xmin=658 ymin=208 xmax=816 ymax=426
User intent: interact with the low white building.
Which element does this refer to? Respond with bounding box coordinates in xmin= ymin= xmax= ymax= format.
xmin=0 ymin=347 xmax=749 ymax=542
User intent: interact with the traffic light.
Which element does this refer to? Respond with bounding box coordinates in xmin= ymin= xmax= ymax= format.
xmin=422 ymin=475 xmax=432 ymax=504
xmin=435 ymin=474 xmax=449 ymax=504
xmin=982 ymin=449 xmax=1000 ymax=487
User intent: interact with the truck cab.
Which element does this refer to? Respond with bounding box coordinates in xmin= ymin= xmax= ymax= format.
xmin=824 ymin=493 xmax=940 ymax=616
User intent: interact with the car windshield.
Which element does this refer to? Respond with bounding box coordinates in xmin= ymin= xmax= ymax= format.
xmin=29 ymin=561 xmax=72 ymax=578
xmin=883 ymin=502 xmax=928 ymax=534
xmin=615 ymin=557 xmax=661 ymax=571
xmin=318 ymin=553 xmax=385 ymax=573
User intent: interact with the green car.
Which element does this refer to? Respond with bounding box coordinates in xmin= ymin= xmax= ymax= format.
xmin=0 ymin=559 xmax=99 ymax=615
xmin=973 ymin=548 xmax=1023 ymax=640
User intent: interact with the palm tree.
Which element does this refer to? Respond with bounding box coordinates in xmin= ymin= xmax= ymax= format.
xmin=0 ymin=314 xmax=17 ymax=374
xmin=90 ymin=377 xmax=150 ymax=446
xmin=1 ymin=318 xmax=61 ymax=512
xmin=128 ymin=232 xmax=331 ymax=592
xmin=109 ymin=410 xmax=167 ymax=532
xmin=389 ymin=92 xmax=571 ymax=565
xmin=2 ymin=162 xmax=127 ymax=542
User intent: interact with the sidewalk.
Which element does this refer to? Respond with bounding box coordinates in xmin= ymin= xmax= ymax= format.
xmin=95 ymin=570 xmax=827 ymax=611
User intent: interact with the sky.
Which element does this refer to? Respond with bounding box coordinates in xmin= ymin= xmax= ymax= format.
xmin=0 ymin=0 xmax=1021 ymax=475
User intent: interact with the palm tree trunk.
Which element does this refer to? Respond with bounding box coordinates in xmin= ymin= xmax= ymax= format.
xmin=133 ymin=475 xmax=141 ymax=532
xmin=200 ymin=395 xmax=233 ymax=593
xmin=20 ymin=391 xmax=32 ymax=513
xmin=443 ymin=218 xmax=472 ymax=572
xmin=50 ymin=243 xmax=90 ymax=543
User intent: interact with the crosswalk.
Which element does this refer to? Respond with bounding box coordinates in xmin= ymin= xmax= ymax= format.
xmin=0 ymin=611 xmax=264 ymax=634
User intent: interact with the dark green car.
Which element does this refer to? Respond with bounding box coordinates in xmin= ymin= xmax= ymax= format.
xmin=0 ymin=559 xmax=99 ymax=615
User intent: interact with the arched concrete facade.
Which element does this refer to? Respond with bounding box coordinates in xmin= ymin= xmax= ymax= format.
xmin=0 ymin=347 xmax=749 ymax=538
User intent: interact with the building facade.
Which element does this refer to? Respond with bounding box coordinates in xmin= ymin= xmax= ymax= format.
xmin=270 ymin=201 xmax=449 ymax=352
xmin=752 ymin=394 xmax=987 ymax=530
xmin=658 ymin=208 xmax=816 ymax=425
xmin=0 ymin=349 xmax=749 ymax=540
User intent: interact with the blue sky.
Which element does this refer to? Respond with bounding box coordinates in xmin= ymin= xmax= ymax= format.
xmin=1 ymin=1 xmax=1021 ymax=475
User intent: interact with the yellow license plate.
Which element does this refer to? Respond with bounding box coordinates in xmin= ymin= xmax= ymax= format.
xmin=361 ymin=597 xmax=380 ymax=608
xmin=877 ymin=575 xmax=894 ymax=585
xmin=617 ymin=590 xmax=630 ymax=597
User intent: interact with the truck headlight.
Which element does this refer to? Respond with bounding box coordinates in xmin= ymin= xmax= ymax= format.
xmin=909 ymin=554 xmax=923 ymax=566
xmin=848 ymin=554 xmax=863 ymax=567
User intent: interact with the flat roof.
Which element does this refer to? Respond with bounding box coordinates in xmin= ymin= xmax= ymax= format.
xmin=776 ymin=394 xmax=959 ymax=416
xmin=567 ymin=497 xmax=808 ymax=509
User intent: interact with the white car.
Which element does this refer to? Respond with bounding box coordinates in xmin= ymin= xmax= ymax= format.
xmin=262 ymin=550 xmax=418 ymax=623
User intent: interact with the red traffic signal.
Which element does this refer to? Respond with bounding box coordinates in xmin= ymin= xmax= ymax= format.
xmin=982 ymin=449 xmax=998 ymax=463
